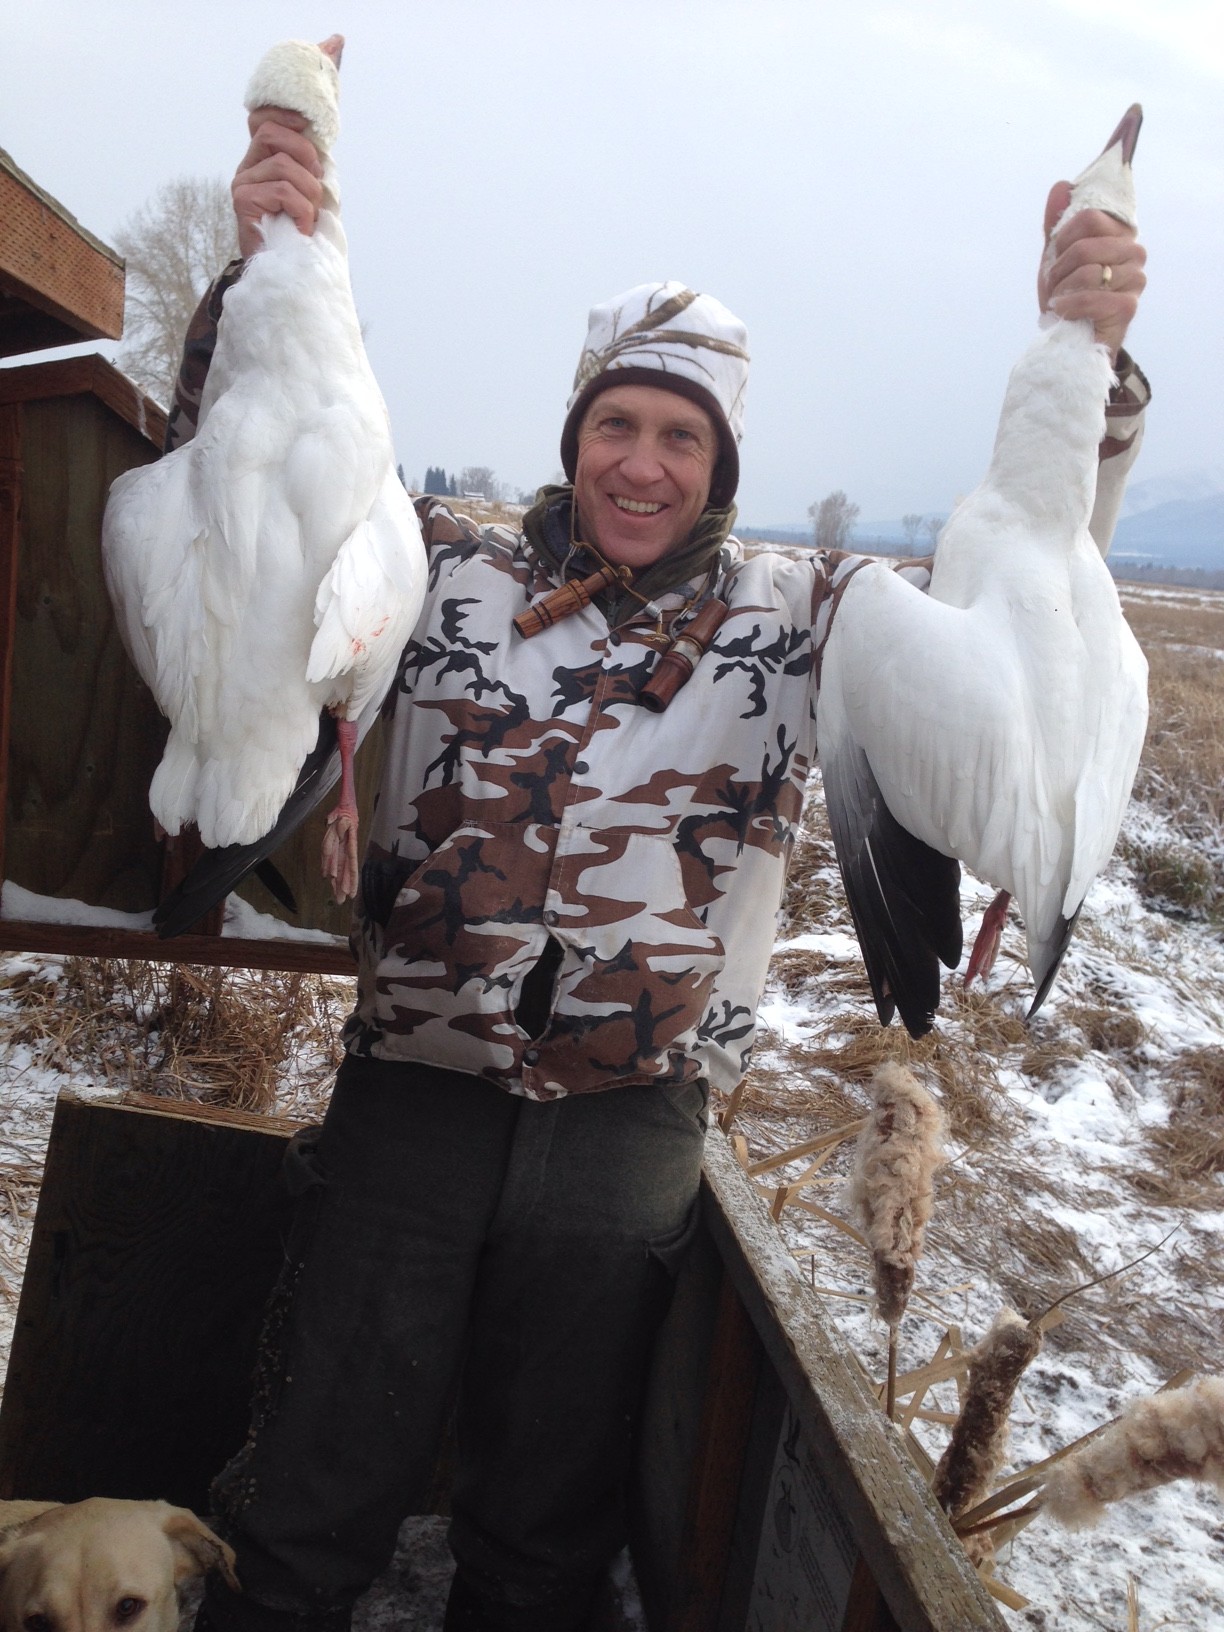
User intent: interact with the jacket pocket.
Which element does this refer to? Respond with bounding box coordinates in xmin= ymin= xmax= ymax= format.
xmin=363 ymin=823 xmax=557 ymax=1074
xmin=537 ymin=829 xmax=726 ymax=1092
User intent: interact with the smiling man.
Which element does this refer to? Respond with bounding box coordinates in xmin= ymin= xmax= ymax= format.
xmin=182 ymin=99 xmax=1149 ymax=1632
xmin=572 ymin=385 xmax=720 ymax=567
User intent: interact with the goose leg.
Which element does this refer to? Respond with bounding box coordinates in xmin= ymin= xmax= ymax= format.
xmin=965 ymin=889 xmax=1011 ymax=985
xmin=321 ymin=716 xmax=360 ymax=904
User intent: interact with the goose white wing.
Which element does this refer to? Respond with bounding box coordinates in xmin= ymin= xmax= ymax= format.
xmin=307 ymin=465 xmax=427 ymax=718
xmin=817 ymin=561 xmax=1020 ymax=1035
xmin=102 ymin=449 xmax=207 ymax=742
xmin=818 ymin=494 xmax=1147 ymax=1037
xmin=1062 ymin=547 xmax=1149 ymax=917
xmin=817 ymin=108 xmax=1149 ymax=1035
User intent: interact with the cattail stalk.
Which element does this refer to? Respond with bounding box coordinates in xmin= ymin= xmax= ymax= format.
xmin=1043 ymin=1376 xmax=1224 ymax=1527
xmin=847 ymin=1063 xmax=946 ymax=1417
xmin=932 ymin=1309 xmax=1043 ymax=1566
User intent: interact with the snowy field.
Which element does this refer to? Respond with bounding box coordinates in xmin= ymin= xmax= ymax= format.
xmin=0 ymin=579 xmax=1221 ymax=1629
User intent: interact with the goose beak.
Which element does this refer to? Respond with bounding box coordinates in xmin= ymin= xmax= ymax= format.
xmin=1103 ymin=103 xmax=1143 ymax=166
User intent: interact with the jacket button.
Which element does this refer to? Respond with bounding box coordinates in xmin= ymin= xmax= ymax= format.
xmin=523 ymin=1048 xmax=540 ymax=1065
xmin=574 ymin=760 xmax=589 ymax=775
xmin=543 ymin=909 xmax=559 ymax=926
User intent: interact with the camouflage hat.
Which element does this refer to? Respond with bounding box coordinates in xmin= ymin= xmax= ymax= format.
xmin=560 ymin=282 xmax=750 ymax=508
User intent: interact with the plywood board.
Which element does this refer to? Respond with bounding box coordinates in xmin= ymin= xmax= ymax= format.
xmin=0 ymin=1094 xmax=300 ymax=1513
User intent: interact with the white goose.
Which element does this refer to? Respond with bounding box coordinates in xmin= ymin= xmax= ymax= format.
xmin=102 ymin=35 xmax=425 ymax=914
xmin=816 ymin=108 xmax=1149 ymax=1037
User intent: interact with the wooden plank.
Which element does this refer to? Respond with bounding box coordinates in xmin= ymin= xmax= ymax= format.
xmin=0 ymin=403 xmax=21 ymax=888
xmin=668 ymin=1272 xmax=763 ymax=1631
xmin=633 ymin=1220 xmax=722 ymax=1630
xmin=0 ymin=362 xmax=379 ymax=955
xmin=714 ymin=1356 xmax=787 ymax=1630
xmin=0 ymin=920 xmax=354 ymax=975
xmin=0 ymin=1094 xmax=301 ymax=1513
xmin=0 ymin=355 xmax=166 ymax=452
xmin=698 ymin=1131 xmax=1005 ymax=1632
xmin=0 ymin=298 xmax=86 ymax=360
xmin=841 ymin=1556 xmax=901 ymax=1632
xmin=0 ymin=152 xmax=124 ymax=352
xmin=6 ymin=395 xmax=166 ymax=911
xmin=117 ymin=1089 xmax=307 ymax=1138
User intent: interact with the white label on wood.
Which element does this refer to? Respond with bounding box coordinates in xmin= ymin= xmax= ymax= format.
xmin=746 ymin=1403 xmax=858 ymax=1630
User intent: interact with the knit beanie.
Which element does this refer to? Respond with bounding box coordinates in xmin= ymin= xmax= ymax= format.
xmin=559 ymin=282 xmax=750 ymax=508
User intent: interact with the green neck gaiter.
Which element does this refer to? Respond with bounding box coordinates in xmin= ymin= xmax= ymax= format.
xmin=521 ymin=485 xmax=737 ymax=625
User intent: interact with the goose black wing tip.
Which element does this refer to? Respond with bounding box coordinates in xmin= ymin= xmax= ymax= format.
xmin=153 ymin=711 xmax=341 ymax=939
xmin=825 ymin=751 xmax=963 ymax=1041
xmin=153 ymin=837 xmax=264 ymax=938
xmin=1026 ymin=907 xmax=1081 ymax=1019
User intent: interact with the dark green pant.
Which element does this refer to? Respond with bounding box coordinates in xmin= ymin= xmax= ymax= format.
xmin=200 ymin=1054 xmax=707 ymax=1630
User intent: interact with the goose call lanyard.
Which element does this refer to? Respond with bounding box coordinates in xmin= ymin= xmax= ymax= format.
xmin=514 ymin=552 xmax=728 ymax=712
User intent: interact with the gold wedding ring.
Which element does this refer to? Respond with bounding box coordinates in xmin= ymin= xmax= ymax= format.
xmin=1100 ymin=263 xmax=1114 ymax=289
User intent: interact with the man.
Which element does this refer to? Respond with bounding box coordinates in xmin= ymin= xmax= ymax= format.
xmin=185 ymin=95 xmax=1147 ymax=1632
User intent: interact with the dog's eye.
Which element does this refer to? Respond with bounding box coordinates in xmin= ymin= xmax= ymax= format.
xmin=24 ymin=1616 xmax=53 ymax=1632
xmin=113 ymin=1602 xmax=145 ymax=1625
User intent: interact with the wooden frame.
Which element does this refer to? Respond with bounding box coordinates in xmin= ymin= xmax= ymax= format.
xmin=634 ymin=1131 xmax=1006 ymax=1631
xmin=0 ymin=355 xmax=364 ymax=974
xmin=0 ymin=1097 xmax=1003 ymax=1627
xmin=0 ymin=146 xmax=124 ymax=358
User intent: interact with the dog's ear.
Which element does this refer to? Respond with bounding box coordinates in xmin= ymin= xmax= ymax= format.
xmin=0 ymin=1527 xmax=23 ymax=1584
xmin=160 ymin=1508 xmax=240 ymax=1591
xmin=0 ymin=1506 xmax=57 ymax=1586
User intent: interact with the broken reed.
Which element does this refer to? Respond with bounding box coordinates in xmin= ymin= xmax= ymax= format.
xmin=1042 ymin=1375 xmax=1224 ymax=1526
xmin=847 ymin=1063 xmax=946 ymax=1418
xmin=931 ymin=1309 xmax=1042 ymax=1566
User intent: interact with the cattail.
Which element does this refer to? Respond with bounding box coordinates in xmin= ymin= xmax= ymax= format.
xmin=933 ymin=1309 xmax=1043 ymax=1564
xmin=1043 ymin=1376 xmax=1224 ymax=1528
xmin=847 ymin=1063 xmax=946 ymax=1325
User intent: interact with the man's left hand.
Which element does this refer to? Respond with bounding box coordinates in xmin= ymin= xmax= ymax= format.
xmin=1039 ymin=181 xmax=1147 ymax=360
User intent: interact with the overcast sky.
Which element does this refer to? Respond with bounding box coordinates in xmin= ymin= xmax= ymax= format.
xmin=7 ymin=0 xmax=1222 ymax=526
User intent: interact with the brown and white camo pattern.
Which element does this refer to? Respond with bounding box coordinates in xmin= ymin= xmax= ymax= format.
xmin=343 ymin=498 xmax=856 ymax=1099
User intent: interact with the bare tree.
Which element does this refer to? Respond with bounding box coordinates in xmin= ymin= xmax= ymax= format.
xmin=114 ymin=176 xmax=238 ymax=406
xmin=459 ymin=466 xmax=505 ymax=501
xmin=901 ymin=513 xmax=924 ymax=550
xmin=807 ymin=490 xmax=861 ymax=552
xmin=922 ymin=515 xmax=946 ymax=549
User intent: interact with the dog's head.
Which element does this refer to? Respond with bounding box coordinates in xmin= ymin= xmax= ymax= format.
xmin=0 ymin=1499 xmax=238 ymax=1632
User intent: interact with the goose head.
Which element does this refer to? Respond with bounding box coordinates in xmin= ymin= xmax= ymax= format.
xmin=244 ymin=35 xmax=343 ymax=154
xmin=1060 ymin=103 xmax=1142 ymax=232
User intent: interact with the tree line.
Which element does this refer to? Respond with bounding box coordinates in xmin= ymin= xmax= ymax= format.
xmin=808 ymin=492 xmax=946 ymax=553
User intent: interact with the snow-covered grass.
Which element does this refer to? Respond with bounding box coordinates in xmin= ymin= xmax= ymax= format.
xmin=728 ymin=579 xmax=1224 ymax=1628
xmin=0 ymin=579 xmax=1220 ymax=1629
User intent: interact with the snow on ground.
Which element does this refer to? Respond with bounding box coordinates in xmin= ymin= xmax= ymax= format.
xmin=1 ymin=882 xmax=346 ymax=943
xmin=747 ymin=789 xmax=1224 ymax=1630
xmin=1 ymin=580 xmax=1221 ymax=1629
xmin=4 ymin=803 xmax=1219 ymax=1628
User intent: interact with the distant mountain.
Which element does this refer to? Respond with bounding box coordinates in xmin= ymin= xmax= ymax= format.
xmin=1120 ymin=468 xmax=1224 ymax=519
xmin=1111 ymin=493 xmax=1224 ymax=572
xmin=747 ymin=475 xmax=1224 ymax=573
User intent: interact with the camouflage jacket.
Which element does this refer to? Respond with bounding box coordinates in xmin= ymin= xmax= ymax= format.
xmin=168 ymin=273 xmax=1149 ymax=1101
xmin=344 ymin=507 xmax=872 ymax=1098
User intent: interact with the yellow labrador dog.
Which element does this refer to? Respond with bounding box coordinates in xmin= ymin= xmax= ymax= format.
xmin=0 ymin=1498 xmax=237 ymax=1632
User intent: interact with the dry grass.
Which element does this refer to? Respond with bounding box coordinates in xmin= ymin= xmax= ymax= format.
xmin=777 ymin=820 xmax=841 ymax=936
xmin=1117 ymin=588 xmax=1224 ymax=918
xmin=750 ymin=587 xmax=1224 ymax=1384
xmin=2 ymin=959 xmax=348 ymax=1115
xmin=1132 ymin=1046 xmax=1224 ymax=1205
